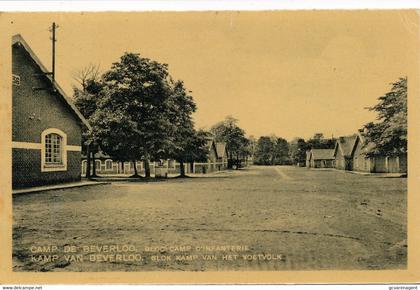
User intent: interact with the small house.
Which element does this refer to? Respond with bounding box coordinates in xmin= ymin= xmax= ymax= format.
xmin=334 ymin=135 xmax=358 ymax=171
xmin=307 ymin=149 xmax=335 ymax=168
xmin=215 ymin=142 xmax=228 ymax=171
xmin=82 ymin=151 xmax=128 ymax=175
xmin=352 ymin=132 xmax=407 ymax=173
xmin=305 ymin=150 xmax=311 ymax=168
xmin=194 ymin=138 xmax=218 ymax=173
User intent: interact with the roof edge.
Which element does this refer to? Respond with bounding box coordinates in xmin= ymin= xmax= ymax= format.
xmin=12 ymin=34 xmax=92 ymax=131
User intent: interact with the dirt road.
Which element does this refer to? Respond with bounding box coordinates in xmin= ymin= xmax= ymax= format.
xmin=13 ymin=166 xmax=407 ymax=271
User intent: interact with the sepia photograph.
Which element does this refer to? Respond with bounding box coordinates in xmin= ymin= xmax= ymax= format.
xmin=1 ymin=9 xmax=418 ymax=280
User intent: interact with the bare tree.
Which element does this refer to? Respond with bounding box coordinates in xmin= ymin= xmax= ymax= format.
xmin=73 ymin=63 xmax=101 ymax=178
xmin=73 ymin=63 xmax=101 ymax=91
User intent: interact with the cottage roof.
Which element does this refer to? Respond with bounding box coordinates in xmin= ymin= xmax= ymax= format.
xmin=205 ymin=139 xmax=218 ymax=155
xmin=310 ymin=149 xmax=335 ymax=160
xmin=12 ymin=34 xmax=91 ymax=130
xmin=357 ymin=131 xmax=366 ymax=144
xmin=361 ymin=142 xmax=377 ymax=154
xmin=215 ymin=142 xmax=227 ymax=158
xmin=355 ymin=132 xmax=377 ymax=155
xmin=206 ymin=140 xmax=214 ymax=150
xmin=335 ymin=135 xmax=358 ymax=157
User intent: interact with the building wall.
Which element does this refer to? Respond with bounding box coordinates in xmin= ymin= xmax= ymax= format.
xmin=208 ymin=146 xmax=217 ymax=163
xmin=12 ymin=43 xmax=83 ymax=188
xmin=399 ymin=154 xmax=407 ymax=173
xmin=388 ymin=157 xmax=399 ymax=173
xmin=353 ymin=156 xmax=373 ymax=172
xmin=311 ymin=159 xmax=334 ymax=168
xmin=305 ymin=151 xmax=311 ymax=168
xmin=82 ymin=141 xmax=226 ymax=176
xmin=12 ymin=45 xmax=82 ymax=145
xmin=372 ymin=156 xmax=387 ymax=173
xmin=13 ymin=149 xmax=81 ymax=188
xmin=323 ymin=160 xmax=334 ymax=168
xmin=335 ymin=149 xmax=346 ymax=170
xmin=81 ymin=158 xmax=228 ymax=176
xmin=387 ymin=154 xmax=407 ymax=174
xmin=352 ymin=140 xmax=372 ymax=172
xmin=216 ymin=158 xmax=228 ymax=171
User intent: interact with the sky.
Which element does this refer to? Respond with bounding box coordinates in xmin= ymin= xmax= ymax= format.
xmin=4 ymin=11 xmax=418 ymax=140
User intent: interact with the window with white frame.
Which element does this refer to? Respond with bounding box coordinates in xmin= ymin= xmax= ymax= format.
xmin=95 ymin=160 xmax=101 ymax=170
xmin=41 ymin=128 xmax=67 ymax=172
xmin=45 ymin=133 xmax=63 ymax=165
xmin=105 ymin=160 xmax=112 ymax=170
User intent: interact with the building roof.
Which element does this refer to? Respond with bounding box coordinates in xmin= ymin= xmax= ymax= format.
xmin=357 ymin=131 xmax=366 ymax=144
xmin=360 ymin=142 xmax=377 ymax=155
xmin=310 ymin=149 xmax=335 ymax=160
xmin=205 ymin=139 xmax=218 ymax=155
xmin=335 ymin=135 xmax=358 ymax=157
xmin=206 ymin=140 xmax=214 ymax=150
xmin=355 ymin=132 xmax=377 ymax=155
xmin=215 ymin=142 xmax=227 ymax=158
xmin=12 ymin=34 xmax=91 ymax=130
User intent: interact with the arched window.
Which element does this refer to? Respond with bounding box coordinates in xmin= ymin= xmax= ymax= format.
xmin=41 ymin=128 xmax=67 ymax=172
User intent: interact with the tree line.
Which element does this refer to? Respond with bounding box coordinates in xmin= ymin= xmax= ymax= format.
xmin=253 ymin=77 xmax=407 ymax=165
xmin=253 ymin=133 xmax=336 ymax=166
xmin=74 ymin=55 xmax=406 ymax=173
xmin=73 ymin=54 xmax=252 ymax=178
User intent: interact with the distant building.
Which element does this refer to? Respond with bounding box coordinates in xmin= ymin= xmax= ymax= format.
xmin=306 ymin=149 xmax=335 ymax=168
xmin=12 ymin=34 xmax=90 ymax=188
xmin=82 ymin=138 xmax=227 ymax=176
xmin=352 ymin=132 xmax=407 ymax=173
xmin=215 ymin=142 xmax=228 ymax=171
xmin=194 ymin=139 xmax=218 ymax=173
xmin=305 ymin=150 xmax=311 ymax=168
xmin=82 ymin=155 xmax=179 ymax=176
xmin=82 ymin=151 xmax=127 ymax=175
xmin=333 ymin=132 xmax=407 ymax=174
xmin=82 ymin=153 xmax=190 ymax=176
xmin=334 ymin=135 xmax=358 ymax=171
xmin=352 ymin=134 xmax=379 ymax=173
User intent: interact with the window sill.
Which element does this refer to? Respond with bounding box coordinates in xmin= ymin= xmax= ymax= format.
xmin=44 ymin=163 xmax=64 ymax=167
xmin=41 ymin=165 xmax=67 ymax=172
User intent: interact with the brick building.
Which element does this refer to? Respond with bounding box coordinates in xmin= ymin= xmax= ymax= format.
xmin=12 ymin=34 xmax=91 ymax=188
xmin=81 ymin=139 xmax=225 ymax=176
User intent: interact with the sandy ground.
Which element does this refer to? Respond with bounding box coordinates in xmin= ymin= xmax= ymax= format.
xmin=12 ymin=166 xmax=407 ymax=271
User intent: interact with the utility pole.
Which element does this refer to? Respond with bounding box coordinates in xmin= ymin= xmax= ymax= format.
xmin=34 ymin=23 xmax=58 ymax=91
xmin=49 ymin=22 xmax=58 ymax=82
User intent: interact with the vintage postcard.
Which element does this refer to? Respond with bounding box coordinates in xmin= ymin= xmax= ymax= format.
xmin=0 ymin=10 xmax=419 ymax=284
